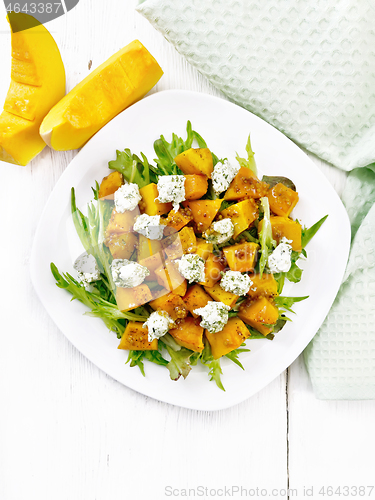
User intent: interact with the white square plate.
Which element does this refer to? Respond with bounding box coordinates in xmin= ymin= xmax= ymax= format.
xmin=30 ymin=90 xmax=351 ymax=411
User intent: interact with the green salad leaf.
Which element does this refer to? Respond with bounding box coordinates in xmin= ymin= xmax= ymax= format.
xmin=108 ymin=149 xmax=158 ymax=187
xmin=301 ymin=215 xmax=328 ymax=248
xmin=235 ymin=135 xmax=257 ymax=176
xmin=225 ymin=345 xmax=250 ymax=370
xmin=200 ymin=340 xmax=225 ymax=391
xmin=71 ymin=186 xmax=115 ymax=296
xmin=274 ymin=295 xmax=309 ymax=315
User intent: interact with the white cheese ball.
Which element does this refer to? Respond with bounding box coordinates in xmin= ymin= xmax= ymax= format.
xmin=143 ymin=311 xmax=174 ymax=342
xmin=211 ymin=159 xmax=240 ymax=195
xmin=204 ymin=218 xmax=234 ymax=244
xmin=268 ymin=237 xmax=293 ymax=273
xmin=111 ymin=259 xmax=150 ymax=288
xmin=133 ymin=213 xmax=165 ymax=240
xmin=176 ymin=253 xmax=205 ymax=284
xmin=114 ymin=183 xmax=141 ymax=213
xmin=157 ymin=175 xmax=186 ymax=212
xmin=74 ymin=252 xmax=101 ymax=286
xmin=193 ymin=301 xmax=231 ymax=334
xmin=220 ymin=270 xmax=252 ymax=296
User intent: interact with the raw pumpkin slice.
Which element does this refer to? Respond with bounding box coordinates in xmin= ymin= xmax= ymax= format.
xmin=0 ymin=13 xmax=65 ymax=166
xmin=40 ymin=40 xmax=163 ymax=151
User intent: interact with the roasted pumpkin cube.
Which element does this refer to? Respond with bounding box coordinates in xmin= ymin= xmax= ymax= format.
xmin=105 ymin=207 xmax=139 ymax=236
xmin=179 ymin=226 xmax=197 ymax=254
xmin=248 ymin=273 xmax=278 ymax=299
xmin=205 ymin=317 xmax=250 ymax=359
xmin=174 ymin=148 xmax=214 ymax=177
xmin=173 ymin=279 xmax=187 ymax=297
xmin=118 ymin=321 xmax=158 ymax=350
xmin=155 ymin=260 xmax=186 ymax=295
xmin=267 ymin=183 xmax=299 ymax=217
xmin=187 ymin=199 xmax=222 ymax=232
xmin=163 ymin=233 xmax=183 ymax=260
xmin=224 ymin=167 xmax=269 ymax=200
xmin=195 ymin=238 xmax=213 ymax=260
xmin=137 ymin=234 xmax=163 ymax=261
xmin=139 ymin=182 xmax=172 ymax=216
xmin=238 ymin=297 xmax=279 ymax=336
xmin=165 ymin=260 xmax=186 ymax=295
xmin=220 ymin=198 xmax=258 ymax=238
xmin=139 ymin=252 xmax=164 ymax=280
xmin=258 ymin=216 xmax=302 ymax=252
xmin=162 ymin=207 xmax=193 ymax=233
xmin=199 ymin=253 xmax=225 ymax=287
xmin=184 ymin=174 xmax=208 ymax=200
xmin=149 ymin=292 xmax=188 ymax=321
xmin=105 ymin=232 xmax=137 ymax=260
xmin=204 ymin=283 xmax=239 ymax=308
xmin=169 ymin=316 xmax=204 ymax=352
xmin=182 ymin=284 xmax=212 ymax=317
xmin=223 ymin=242 xmax=259 ymax=272
xmin=116 ymin=284 xmax=152 ymax=312
xmin=99 ymin=171 xmax=124 ymax=200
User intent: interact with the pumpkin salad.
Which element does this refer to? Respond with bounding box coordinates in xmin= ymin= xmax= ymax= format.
xmin=51 ymin=122 xmax=327 ymax=390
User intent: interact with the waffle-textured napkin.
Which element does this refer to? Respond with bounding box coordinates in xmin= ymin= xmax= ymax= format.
xmin=137 ymin=0 xmax=375 ymax=171
xmin=304 ymin=168 xmax=375 ymax=399
xmin=137 ymin=0 xmax=375 ymax=398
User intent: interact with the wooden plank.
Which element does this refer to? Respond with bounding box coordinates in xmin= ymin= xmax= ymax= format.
xmin=288 ymin=356 xmax=375 ymax=495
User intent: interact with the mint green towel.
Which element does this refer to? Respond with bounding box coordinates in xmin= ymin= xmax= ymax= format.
xmin=137 ymin=0 xmax=375 ymax=398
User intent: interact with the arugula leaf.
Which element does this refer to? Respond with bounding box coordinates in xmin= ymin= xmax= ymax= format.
xmin=126 ymin=349 xmax=169 ymax=377
xmin=108 ymin=149 xmax=155 ymax=187
xmin=225 ymin=346 xmax=250 ymax=370
xmin=258 ymin=197 xmax=276 ymax=276
xmin=126 ymin=351 xmax=146 ymax=376
xmin=274 ymin=295 xmax=309 ymax=314
xmin=163 ymin=344 xmax=194 ymax=381
xmin=144 ymin=350 xmax=169 ymax=367
xmin=274 ymin=272 xmax=286 ymax=294
xmin=245 ymin=324 xmax=275 ymax=340
xmin=235 ymin=135 xmax=257 ymax=176
xmin=285 ymin=260 xmax=303 ymax=283
xmin=301 ymin=215 xmax=328 ymax=248
xmin=273 ymin=317 xmax=288 ymax=333
xmin=200 ymin=340 xmax=225 ymax=391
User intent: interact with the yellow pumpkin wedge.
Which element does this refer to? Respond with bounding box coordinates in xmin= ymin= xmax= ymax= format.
xmin=118 ymin=321 xmax=158 ymax=350
xmin=139 ymin=183 xmax=172 ymax=216
xmin=0 ymin=13 xmax=65 ymax=166
xmin=258 ymin=216 xmax=302 ymax=252
xmin=182 ymin=285 xmax=212 ymax=317
xmin=99 ymin=171 xmax=124 ymax=200
xmin=220 ymin=198 xmax=258 ymax=238
xmin=169 ymin=317 xmax=204 ymax=352
xmin=238 ymin=297 xmax=279 ymax=336
xmin=205 ymin=317 xmax=251 ymax=359
xmin=187 ymin=199 xmax=222 ymax=232
xmin=204 ymin=283 xmax=239 ymax=309
xmin=174 ymin=148 xmax=213 ymax=177
xmin=40 ymin=40 xmax=163 ymax=151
